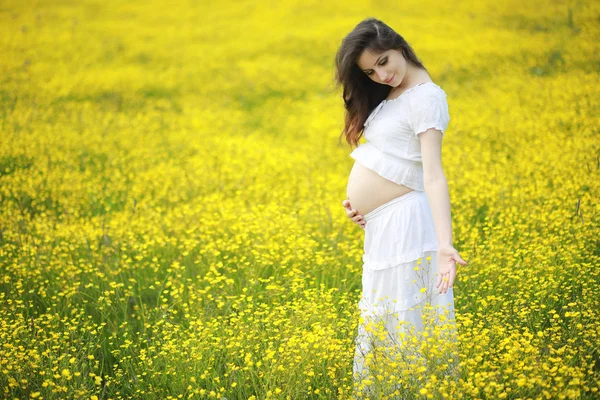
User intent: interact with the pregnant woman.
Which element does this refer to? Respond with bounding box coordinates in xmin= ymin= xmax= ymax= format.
xmin=334 ymin=18 xmax=468 ymax=396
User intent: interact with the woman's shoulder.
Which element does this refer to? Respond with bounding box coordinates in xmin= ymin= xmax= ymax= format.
xmin=419 ymin=81 xmax=447 ymax=97
xmin=407 ymin=82 xmax=451 ymax=128
xmin=409 ymin=82 xmax=448 ymax=107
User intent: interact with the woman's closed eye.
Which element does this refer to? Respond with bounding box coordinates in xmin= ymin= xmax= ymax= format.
xmin=366 ymin=58 xmax=387 ymax=75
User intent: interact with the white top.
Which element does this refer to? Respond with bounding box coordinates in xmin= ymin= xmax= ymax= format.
xmin=349 ymin=82 xmax=450 ymax=191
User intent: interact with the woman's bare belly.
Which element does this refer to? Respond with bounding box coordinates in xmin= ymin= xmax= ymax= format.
xmin=346 ymin=161 xmax=414 ymax=216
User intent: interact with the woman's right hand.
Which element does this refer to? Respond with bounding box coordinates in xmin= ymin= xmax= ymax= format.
xmin=342 ymin=199 xmax=366 ymax=229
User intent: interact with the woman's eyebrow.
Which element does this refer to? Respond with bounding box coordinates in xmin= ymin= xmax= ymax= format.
xmin=361 ymin=54 xmax=385 ymax=72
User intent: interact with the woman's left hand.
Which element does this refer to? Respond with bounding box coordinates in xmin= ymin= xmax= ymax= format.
xmin=436 ymin=245 xmax=468 ymax=294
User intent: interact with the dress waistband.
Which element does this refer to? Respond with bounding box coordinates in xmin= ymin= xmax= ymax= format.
xmin=363 ymin=190 xmax=423 ymax=221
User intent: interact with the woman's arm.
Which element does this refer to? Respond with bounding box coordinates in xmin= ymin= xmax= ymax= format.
xmin=419 ymin=128 xmax=467 ymax=293
xmin=424 ymin=177 xmax=452 ymax=246
xmin=420 ymin=129 xmax=452 ymax=247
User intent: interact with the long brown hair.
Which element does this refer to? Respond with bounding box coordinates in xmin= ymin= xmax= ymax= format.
xmin=334 ymin=18 xmax=427 ymax=147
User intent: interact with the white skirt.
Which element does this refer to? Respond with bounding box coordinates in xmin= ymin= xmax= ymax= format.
xmin=353 ymin=190 xmax=458 ymax=396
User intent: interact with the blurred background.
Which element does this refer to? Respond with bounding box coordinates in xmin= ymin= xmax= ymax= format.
xmin=1 ymin=0 xmax=599 ymax=398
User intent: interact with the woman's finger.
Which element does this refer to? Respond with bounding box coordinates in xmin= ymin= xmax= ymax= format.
xmin=444 ymin=270 xmax=454 ymax=293
xmin=449 ymin=268 xmax=457 ymax=288
xmin=455 ymin=252 xmax=468 ymax=266
xmin=342 ymin=200 xmax=355 ymax=212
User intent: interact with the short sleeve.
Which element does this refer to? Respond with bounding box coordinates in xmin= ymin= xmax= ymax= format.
xmin=409 ymin=90 xmax=450 ymax=137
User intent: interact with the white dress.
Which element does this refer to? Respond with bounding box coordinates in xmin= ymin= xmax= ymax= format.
xmin=352 ymin=184 xmax=458 ymax=397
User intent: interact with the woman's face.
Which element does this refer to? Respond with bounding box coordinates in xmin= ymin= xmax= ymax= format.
xmin=357 ymin=48 xmax=406 ymax=87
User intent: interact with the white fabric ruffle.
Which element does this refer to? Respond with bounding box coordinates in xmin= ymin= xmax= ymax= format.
xmin=350 ymin=142 xmax=425 ymax=192
xmin=358 ymin=190 xmax=449 ymax=314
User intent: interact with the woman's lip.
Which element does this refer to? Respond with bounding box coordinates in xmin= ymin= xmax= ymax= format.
xmin=385 ymin=73 xmax=395 ymax=83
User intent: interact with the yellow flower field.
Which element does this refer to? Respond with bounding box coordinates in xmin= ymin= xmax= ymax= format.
xmin=1 ymin=0 xmax=598 ymax=398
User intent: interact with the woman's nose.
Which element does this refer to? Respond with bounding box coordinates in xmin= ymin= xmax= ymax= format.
xmin=377 ymin=70 xmax=387 ymax=82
